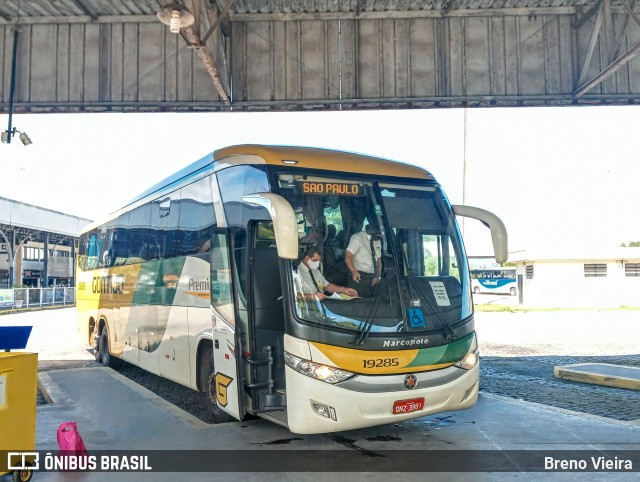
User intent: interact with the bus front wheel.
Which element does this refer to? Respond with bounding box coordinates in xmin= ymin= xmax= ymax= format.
xmin=473 ymin=287 xmax=480 ymax=294
xmin=12 ymin=462 xmax=33 ymax=482
xmin=91 ymin=325 xmax=101 ymax=361
xmin=198 ymin=346 xmax=232 ymax=424
xmin=510 ymin=287 xmax=517 ymax=296
xmin=99 ymin=324 xmax=122 ymax=369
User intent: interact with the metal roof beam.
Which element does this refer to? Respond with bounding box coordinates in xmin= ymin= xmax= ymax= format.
xmin=575 ymin=37 xmax=640 ymax=97
xmin=0 ymin=14 xmax=157 ymax=25
xmin=619 ymin=0 xmax=640 ymax=25
xmin=574 ymin=1 xmax=602 ymax=29
xmin=201 ymin=0 xmax=236 ymax=44
xmin=577 ymin=2 xmax=603 ymax=87
xmin=228 ymin=7 xmax=579 ymax=21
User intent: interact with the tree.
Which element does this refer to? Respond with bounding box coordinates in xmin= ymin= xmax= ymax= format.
xmin=620 ymin=241 xmax=640 ymax=247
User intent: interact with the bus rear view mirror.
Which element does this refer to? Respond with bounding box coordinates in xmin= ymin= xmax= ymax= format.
xmin=243 ymin=193 xmax=299 ymax=260
xmin=452 ymin=205 xmax=508 ymax=263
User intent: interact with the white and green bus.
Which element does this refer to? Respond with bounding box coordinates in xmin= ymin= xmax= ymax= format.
xmin=77 ymin=144 xmax=507 ymax=434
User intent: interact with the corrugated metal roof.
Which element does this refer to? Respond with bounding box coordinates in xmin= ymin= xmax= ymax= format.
xmin=0 ymin=0 xmax=597 ymax=20
xmin=0 ymin=0 xmax=157 ymax=18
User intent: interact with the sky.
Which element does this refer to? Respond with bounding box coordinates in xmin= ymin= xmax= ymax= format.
xmin=1 ymin=105 xmax=640 ymax=257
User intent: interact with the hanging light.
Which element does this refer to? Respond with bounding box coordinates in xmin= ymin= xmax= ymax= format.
xmin=19 ymin=131 xmax=32 ymax=146
xmin=169 ymin=9 xmax=182 ymax=33
xmin=157 ymin=2 xmax=195 ymax=34
xmin=1 ymin=128 xmax=32 ymax=146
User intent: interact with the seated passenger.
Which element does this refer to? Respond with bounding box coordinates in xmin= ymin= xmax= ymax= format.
xmin=298 ymin=245 xmax=358 ymax=300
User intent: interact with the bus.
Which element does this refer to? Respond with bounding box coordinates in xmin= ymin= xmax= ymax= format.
xmin=470 ymin=268 xmax=517 ymax=296
xmin=76 ymin=144 xmax=507 ymax=434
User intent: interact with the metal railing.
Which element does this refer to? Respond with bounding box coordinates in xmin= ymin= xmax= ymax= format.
xmin=0 ymin=287 xmax=75 ymax=310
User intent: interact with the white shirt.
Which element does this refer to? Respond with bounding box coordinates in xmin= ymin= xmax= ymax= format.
xmin=346 ymin=231 xmax=381 ymax=274
xmin=297 ymin=262 xmax=330 ymax=294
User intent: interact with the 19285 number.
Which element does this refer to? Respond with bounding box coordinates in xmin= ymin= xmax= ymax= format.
xmin=362 ymin=358 xmax=400 ymax=368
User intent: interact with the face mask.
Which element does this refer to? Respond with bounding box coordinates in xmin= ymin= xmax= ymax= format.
xmin=307 ymin=260 xmax=320 ymax=270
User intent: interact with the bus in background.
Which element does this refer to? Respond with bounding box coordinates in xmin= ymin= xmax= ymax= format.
xmin=470 ymin=267 xmax=517 ymax=296
xmin=76 ymin=144 xmax=507 ymax=434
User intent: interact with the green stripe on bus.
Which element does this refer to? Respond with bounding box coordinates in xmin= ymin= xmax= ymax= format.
xmin=131 ymin=257 xmax=187 ymax=306
xmin=405 ymin=332 xmax=475 ymax=368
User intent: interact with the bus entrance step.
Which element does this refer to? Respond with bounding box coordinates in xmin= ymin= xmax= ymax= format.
xmin=554 ymin=363 xmax=640 ymax=391
xmin=259 ymin=410 xmax=289 ymax=429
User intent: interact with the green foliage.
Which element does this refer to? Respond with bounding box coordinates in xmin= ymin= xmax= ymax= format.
xmin=620 ymin=241 xmax=640 ymax=247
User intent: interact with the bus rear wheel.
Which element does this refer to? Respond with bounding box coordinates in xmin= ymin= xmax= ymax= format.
xmin=510 ymin=287 xmax=517 ymax=296
xmin=473 ymin=287 xmax=480 ymax=294
xmin=198 ymin=346 xmax=232 ymax=424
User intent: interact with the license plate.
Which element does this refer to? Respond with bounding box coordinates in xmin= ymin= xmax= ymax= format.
xmin=392 ymin=397 xmax=424 ymax=414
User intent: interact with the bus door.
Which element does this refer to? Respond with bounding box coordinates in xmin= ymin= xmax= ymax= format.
xmin=245 ymin=221 xmax=287 ymax=414
xmin=210 ymin=230 xmax=243 ymax=421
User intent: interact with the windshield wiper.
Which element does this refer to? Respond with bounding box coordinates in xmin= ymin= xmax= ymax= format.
xmin=352 ymin=283 xmax=385 ymax=345
xmin=410 ymin=281 xmax=457 ymax=341
xmin=392 ymin=230 xmax=457 ymax=341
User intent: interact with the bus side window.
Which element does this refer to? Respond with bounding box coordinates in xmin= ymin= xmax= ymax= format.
xmin=177 ymin=177 xmax=215 ymax=257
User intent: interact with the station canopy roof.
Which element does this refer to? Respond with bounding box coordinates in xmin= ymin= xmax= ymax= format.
xmin=0 ymin=0 xmax=593 ymax=21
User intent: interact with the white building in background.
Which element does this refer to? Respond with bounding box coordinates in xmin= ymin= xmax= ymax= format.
xmin=0 ymin=197 xmax=92 ymax=288
xmin=510 ymin=248 xmax=640 ymax=308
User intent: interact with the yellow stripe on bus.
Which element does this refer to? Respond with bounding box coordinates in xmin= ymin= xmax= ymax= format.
xmin=309 ymin=342 xmax=453 ymax=375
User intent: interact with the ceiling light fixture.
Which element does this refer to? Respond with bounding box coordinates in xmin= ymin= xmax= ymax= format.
xmin=157 ymin=2 xmax=195 ymax=34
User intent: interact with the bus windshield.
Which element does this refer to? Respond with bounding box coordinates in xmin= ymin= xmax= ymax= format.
xmin=276 ymin=174 xmax=472 ymax=337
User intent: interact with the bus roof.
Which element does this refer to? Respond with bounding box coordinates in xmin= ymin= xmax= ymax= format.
xmin=81 ymin=145 xmax=435 ymax=233
xmin=214 ymin=144 xmax=433 ymax=180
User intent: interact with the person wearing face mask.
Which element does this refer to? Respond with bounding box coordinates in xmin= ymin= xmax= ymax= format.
xmin=345 ymin=223 xmax=383 ymax=298
xmin=298 ymin=245 xmax=358 ymax=300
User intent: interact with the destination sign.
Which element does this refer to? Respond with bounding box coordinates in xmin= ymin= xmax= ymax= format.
xmin=298 ymin=181 xmax=364 ymax=196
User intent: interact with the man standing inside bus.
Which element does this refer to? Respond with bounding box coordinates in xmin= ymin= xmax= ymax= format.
xmin=345 ymin=223 xmax=383 ymax=297
xmin=298 ymin=246 xmax=358 ymax=300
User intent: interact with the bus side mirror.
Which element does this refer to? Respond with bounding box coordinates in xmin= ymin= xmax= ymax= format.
xmin=452 ymin=205 xmax=508 ymax=263
xmin=243 ymin=193 xmax=299 ymax=260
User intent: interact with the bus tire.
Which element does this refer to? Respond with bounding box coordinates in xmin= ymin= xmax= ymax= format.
xmin=99 ymin=324 xmax=122 ymax=369
xmin=510 ymin=287 xmax=516 ymax=296
xmin=12 ymin=462 xmax=33 ymax=482
xmin=473 ymin=287 xmax=480 ymax=294
xmin=198 ymin=346 xmax=232 ymax=424
xmin=92 ymin=326 xmax=101 ymax=361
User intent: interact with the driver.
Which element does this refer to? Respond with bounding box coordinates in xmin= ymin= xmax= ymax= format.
xmin=298 ymin=245 xmax=358 ymax=300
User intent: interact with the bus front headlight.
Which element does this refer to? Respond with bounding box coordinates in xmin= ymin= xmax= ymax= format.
xmin=454 ymin=350 xmax=479 ymax=370
xmin=453 ymin=337 xmax=479 ymax=370
xmin=284 ymin=352 xmax=355 ymax=384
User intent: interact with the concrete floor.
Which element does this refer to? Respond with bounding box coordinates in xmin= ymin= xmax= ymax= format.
xmin=1 ymin=308 xmax=639 ymax=481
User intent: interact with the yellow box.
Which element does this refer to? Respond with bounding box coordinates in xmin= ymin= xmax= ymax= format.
xmin=0 ymin=352 xmax=38 ymax=478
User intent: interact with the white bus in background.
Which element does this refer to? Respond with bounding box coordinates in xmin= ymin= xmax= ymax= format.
xmin=470 ymin=267 xmax=517 ymax=296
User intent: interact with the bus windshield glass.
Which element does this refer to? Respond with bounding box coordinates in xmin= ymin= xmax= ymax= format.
xmin=276 ymin=174 xmax=472 ymax=336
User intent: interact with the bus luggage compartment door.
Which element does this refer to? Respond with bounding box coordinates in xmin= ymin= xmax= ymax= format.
xmin=212 ymin=313 xmax=243 ymax=420
xmin=210 ymin=231 xmax=243 ymax=421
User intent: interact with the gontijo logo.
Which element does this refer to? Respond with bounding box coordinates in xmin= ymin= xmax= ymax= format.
xmin=92 ymin=274 xmax=124 ymax=294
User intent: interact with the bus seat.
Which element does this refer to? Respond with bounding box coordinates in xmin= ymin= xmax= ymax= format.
xmin=252 ymin=247 xmax=284 ymax=331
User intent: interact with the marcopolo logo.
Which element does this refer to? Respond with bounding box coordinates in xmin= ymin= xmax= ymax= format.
xmin=382 ymin=337 xmax=429 ymax=348
xmin=7 ymin=452 xmax=39 ymax=471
